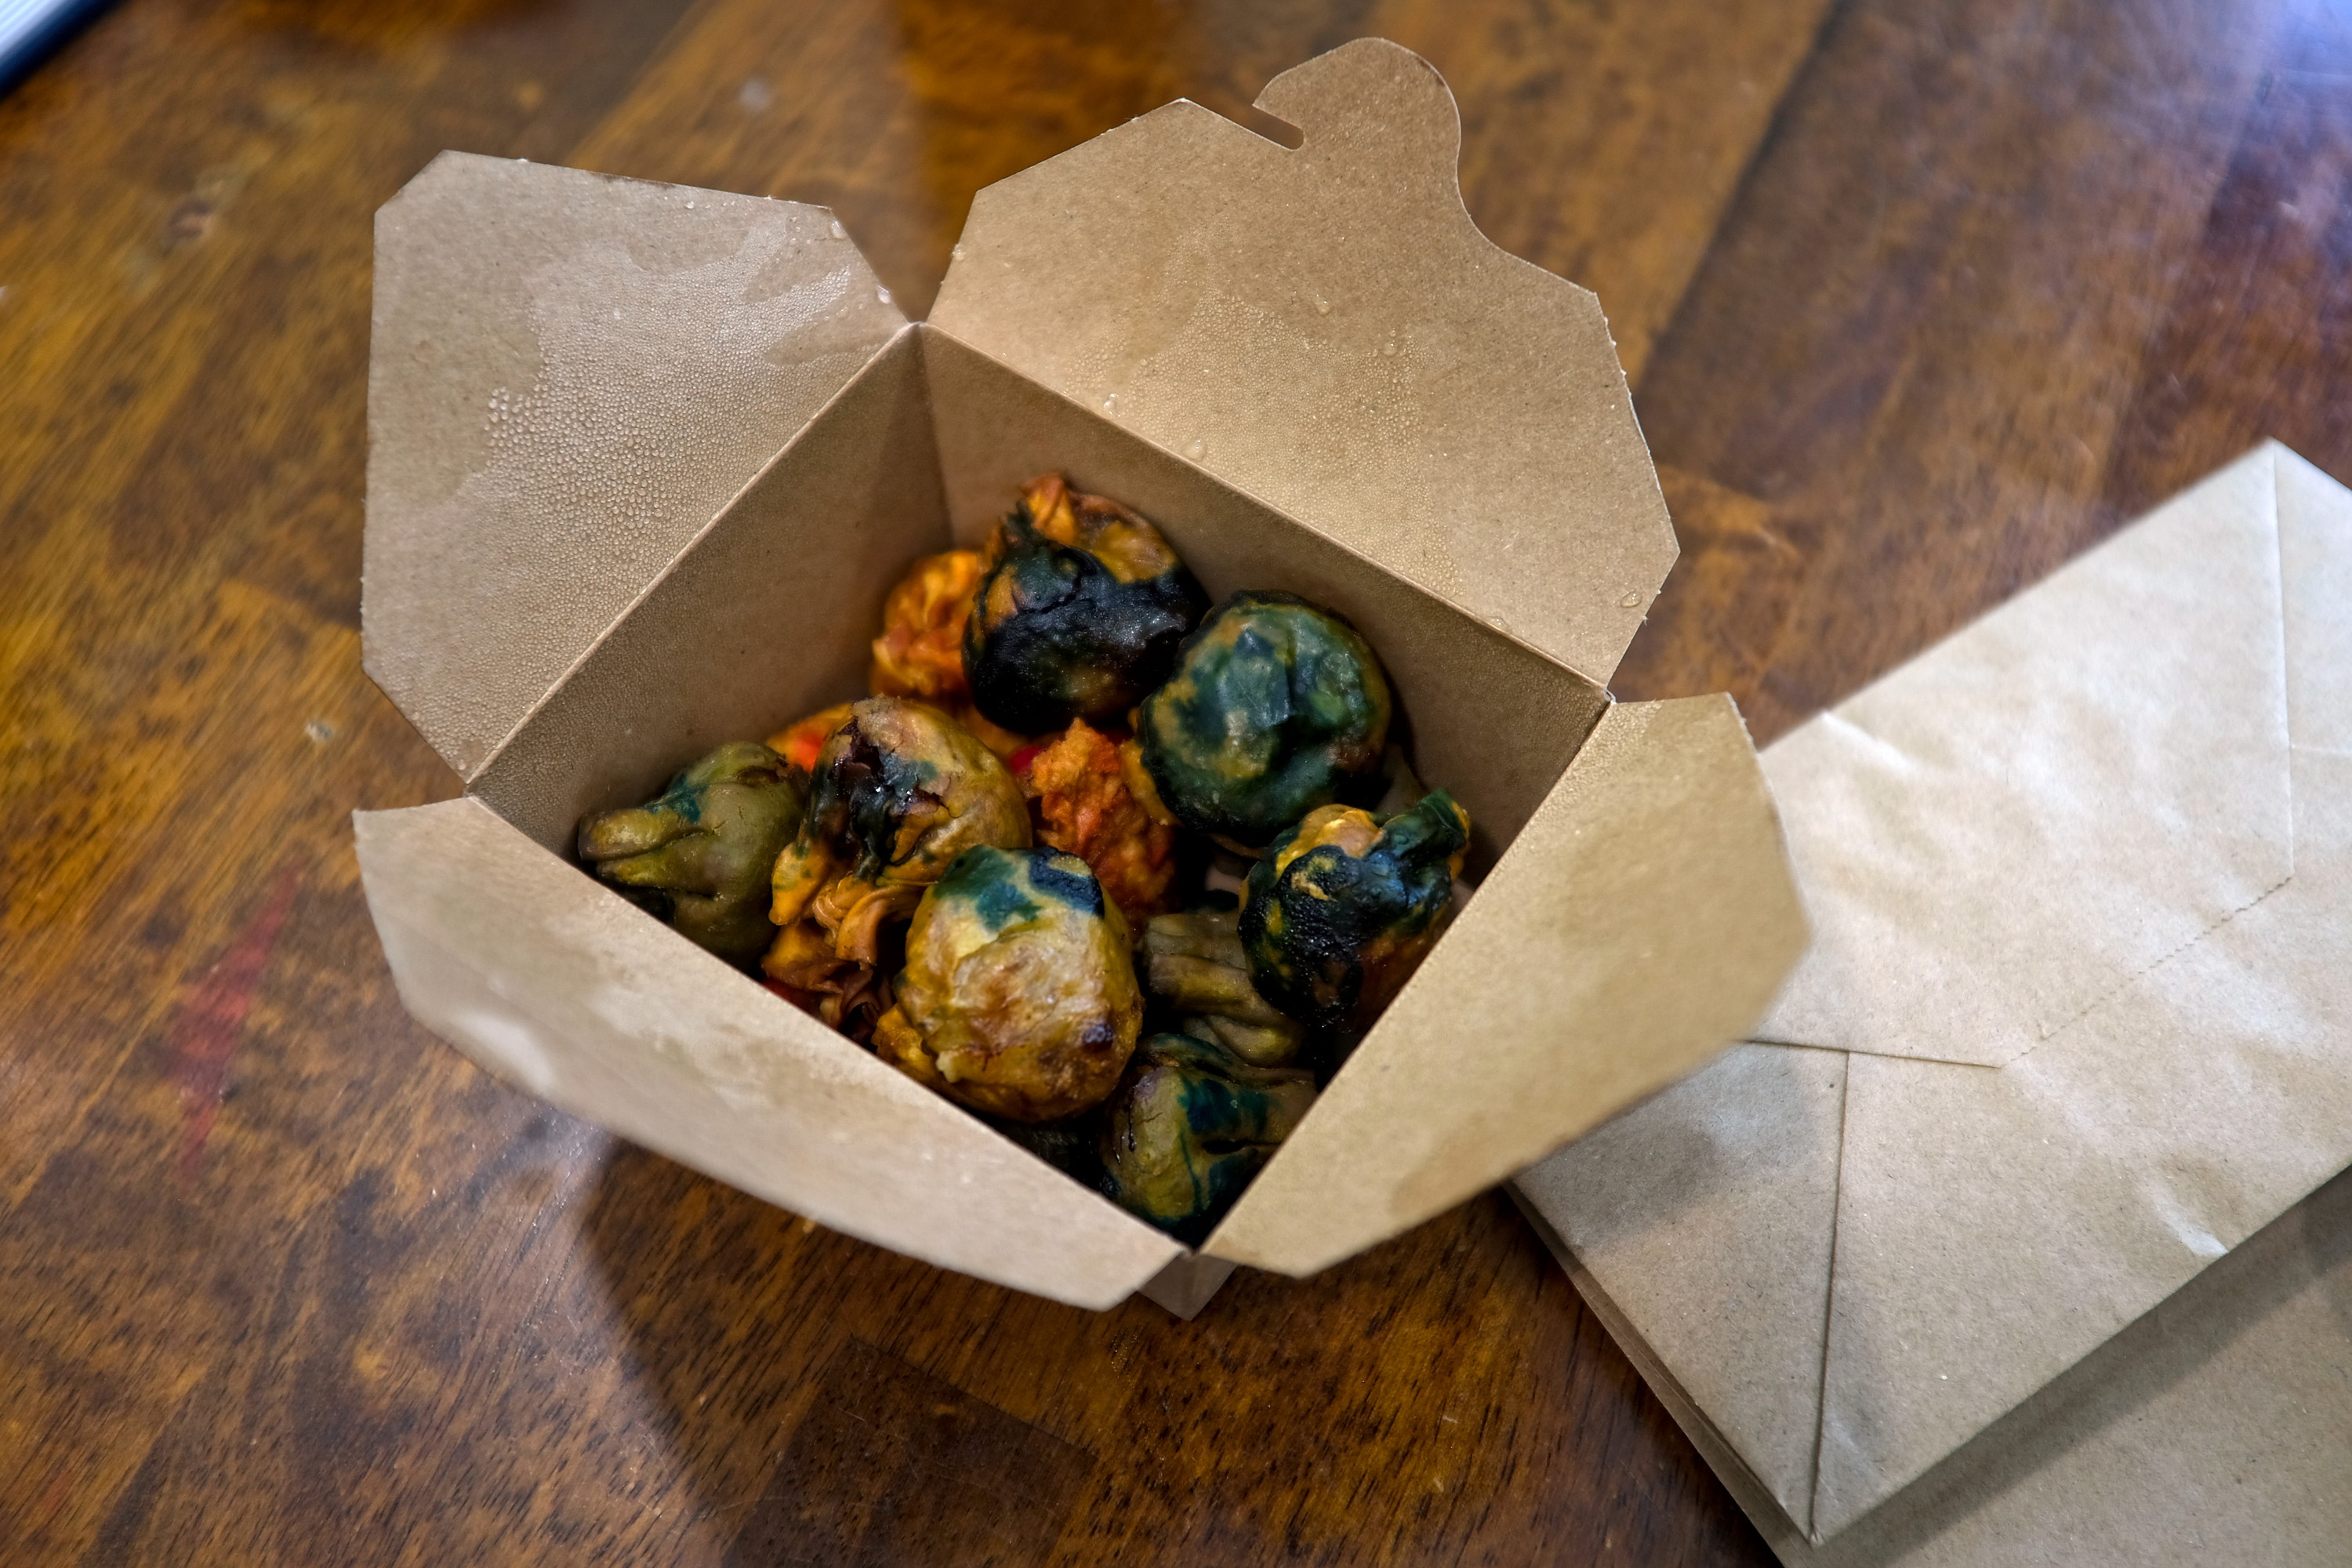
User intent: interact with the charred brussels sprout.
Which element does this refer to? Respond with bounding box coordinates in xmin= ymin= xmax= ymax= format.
xmin=1142 ymin=909 xmax=1305 ymax=1068
xmin=964 ymin=474 xmax=1207 ymax=734
xmin=1136 ymin=591 xmax=1392 ymax=851
xmin=764 ymin=698 xmax=1030 ymax=1033
xmin=873 ymin=846 xmax=1142 ymax=1121
xmin=1099 ymin=1033 xmax=1316 ymax=1243
xmin=578 ymin=742 xmax=808 ymax=964
xmin=1240 ymin=790 xmax=1470 ymax=1036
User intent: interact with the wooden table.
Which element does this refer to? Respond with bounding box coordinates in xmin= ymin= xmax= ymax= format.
xmin=3 ymin=2 xmax=2344 ymax=1562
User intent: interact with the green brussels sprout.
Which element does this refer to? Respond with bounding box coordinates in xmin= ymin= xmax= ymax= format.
xmin=1099 ymin=1033 xmax=1317 ymax=1243
xmin=1136 ymin=591 xmax=1392 ymax=851
xmin=964 ymin=474 xmax=1208 ymax=735
xmin=1240 ymin=789 xmax=1470 ymax=1037
xmin=1142 ymin=908 xmax=1307 ymax=1068
xmin=873 ymin=846 xmax=1142 ymax=1122
xmin=577 ymin=742 xmax=808 ymax=964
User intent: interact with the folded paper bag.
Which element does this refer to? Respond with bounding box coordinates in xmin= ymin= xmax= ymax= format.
xmin=1516 ymin=441 xmax=2352 ymax=1562
xmin=353 ymin=40 xmax=1809 ymax=1313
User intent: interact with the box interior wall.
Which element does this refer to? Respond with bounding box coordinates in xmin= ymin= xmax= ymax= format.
xmin=476 ymin=323 xmax=1606 ymax=883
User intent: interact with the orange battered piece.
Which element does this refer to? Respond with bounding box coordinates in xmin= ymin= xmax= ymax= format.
xmin=869 ymin=550 xmax=982 ymax=703
xmin=1021 ymin=719 xmax=1178 ymax=931
xmin=767 ymin=702 xmax=855 ymax=773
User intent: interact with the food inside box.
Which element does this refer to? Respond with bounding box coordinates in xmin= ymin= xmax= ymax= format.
xmin=573 ymin=470 xmax=1477 ymax=1243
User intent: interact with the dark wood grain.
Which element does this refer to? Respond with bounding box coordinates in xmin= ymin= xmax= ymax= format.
xmin=1624 ymin=0 xmax=2352 ymax=737
xmin=2 ymin=0 xmax=2344 ymax=1563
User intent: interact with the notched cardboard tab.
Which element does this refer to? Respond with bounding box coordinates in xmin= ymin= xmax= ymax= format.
xmin=930 ymin=38 xmax=1675 ymax=689
xmin=354 ymin=797 xmax=1182 ymax=1309
xmin=1202 ymin=695 xmax=1809 ymax=1276
xmin=363 ymin=153 xmax=906 ymax=779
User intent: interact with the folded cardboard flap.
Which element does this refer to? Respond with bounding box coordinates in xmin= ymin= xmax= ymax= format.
xmin=1515 ymin=1041 xmax=1844 ymax=1523
xmin=354 ymin=797 xmax=1184 ymax=1309
xmin=1525 ymin=1163 xmax=2352 ymax=1568
xmin=931 ymin=38 xmax=1675 ymax=691
xmin=364 ymin=155 xmax=906 ymax=780
xmin=356 ymin=41 xmax=1806 ymax=1308
xmin=470 ymin=329 xmax=945 ymax=851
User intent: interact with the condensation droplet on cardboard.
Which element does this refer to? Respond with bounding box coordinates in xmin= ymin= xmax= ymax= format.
xmin=877 ymin=285 xmax=891 ymax=304
xmin=830 ymin=220 xmax=847 ymax=239
xmin=1381 ymin=340 xmax=1398 ymax=356
xmin=1619 ymin=591 xmax=1642 ymax=608
xmin=1184 ymin=438 xmax=1205 ymax=460
xmin=1102 ymin=394 xmax=1119 ymax=416
xmin=1314 ymin=296 xmax=1331 ymax=314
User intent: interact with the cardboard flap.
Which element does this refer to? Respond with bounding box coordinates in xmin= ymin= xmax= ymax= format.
xmin=363 ymin=153 xmax=906 ymax=779
xmin=1754 ymin=447 xmax=2293 ymax=1067
xmin=353 ymin=799 xmax=1182 ymax=1310
xmin=1516 ymin=1043 xmax=1849 ymax=1530
xmin=929 ymin=38 xmax=1675 ymax=689
xmin=1200 ymin=695 xmax=1809 ymax=1276
xmin=1809 ymin=746 xmax=2352 ymax=1539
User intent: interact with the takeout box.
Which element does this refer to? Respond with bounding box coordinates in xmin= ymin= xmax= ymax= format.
xmin=1518 ymin=444 xmax=2352 ymax=1562
xmin=352 ymin=39 xmax=1806 ymax=1315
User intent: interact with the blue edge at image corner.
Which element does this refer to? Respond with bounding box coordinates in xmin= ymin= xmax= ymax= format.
xmin=1 ymin=0 xmax=114 ymax=100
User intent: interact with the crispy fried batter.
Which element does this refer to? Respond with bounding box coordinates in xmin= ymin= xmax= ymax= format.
xmin=1020 ymin=719 xmax=1178 ymax=931
xmin=767 ymin=702 xmax=856 ymax=773
xmin=869 ymin=550 xmax=982 ymax=703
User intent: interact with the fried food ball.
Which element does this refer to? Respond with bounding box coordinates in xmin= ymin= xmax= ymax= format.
xmin=577 ymin=742 xmax=808 ymax=964
xmin=873 ymin=846 xmax=1143 ymax=1121
xmin=869 ymin=549 xmax=982 ymax=703
xmin=1239 ymin=789 xmax=1470 ymax=1037
xmin=768 ymin=701 xmax=857 ymax=773
xmin=1135 ymin=590 xmax=1392 ymax=852
xmin=1098 ymin=1033 xmax=1316 ymax=1243
xmin=763 ymin=699 xmax=1031 ymax=1033
xmin=1141 ymin=909 xmax=1306 ymax=1068
xmin=964 ymin=474 xmax=1208 ymax=734
xmin=1019 ymin=718 xmax=1178 ymax=931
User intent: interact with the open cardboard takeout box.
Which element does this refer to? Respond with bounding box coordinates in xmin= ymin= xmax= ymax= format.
xmin=352 ymin=39 xmax=1807 ymax=1316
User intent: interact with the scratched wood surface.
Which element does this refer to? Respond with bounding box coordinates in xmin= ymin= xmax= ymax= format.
xmin=2 ymin=1 xmax=2347 ymax=1563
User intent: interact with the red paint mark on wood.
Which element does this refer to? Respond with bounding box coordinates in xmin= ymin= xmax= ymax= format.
xmin=34 ymin=1461 xmax=75 ymax=1529
xmin=167 ymin=869 xmax=298 ymax=1187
